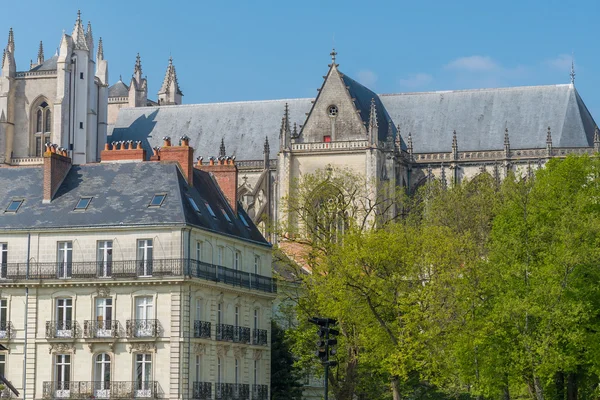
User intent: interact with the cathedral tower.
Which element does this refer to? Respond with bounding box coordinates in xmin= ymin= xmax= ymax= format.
xmin=157 ymin=56 xmax=183 ymax=105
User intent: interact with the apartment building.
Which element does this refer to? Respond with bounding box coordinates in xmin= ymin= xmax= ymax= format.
xmin=0 ymin=138 xmax=275 ymax=400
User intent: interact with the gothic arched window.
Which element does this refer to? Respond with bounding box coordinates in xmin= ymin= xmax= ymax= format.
xmin=31 ymin=100 xmax=52 ymax=157
xmin=306 ymin=183 xmax=348 ymax=244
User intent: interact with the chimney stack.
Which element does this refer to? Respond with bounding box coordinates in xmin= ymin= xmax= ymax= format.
xmin=43 ymin=144 xmax=72 ymax=203
xmin=158 ymin=136 xmax=194 ymax=187
xmin=100 ymin=140 xmax=146 ymax=162
xmin=196 ymin=156 xmax=239 ymax=213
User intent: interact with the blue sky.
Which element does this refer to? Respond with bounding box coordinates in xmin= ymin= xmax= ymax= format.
xmin=3 ymin=0 xmax=600 ymax=118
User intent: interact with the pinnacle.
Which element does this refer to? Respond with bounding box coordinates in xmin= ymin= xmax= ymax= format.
xmin=97 ymin=37 xmax=104 ymax=60
xmin=37 ymin=41 xmax=44 ymax=64
xmin=72 ymin=10 xmax=88 ymax=51
xmin=219 ymin=138 xmax=226 ymax=158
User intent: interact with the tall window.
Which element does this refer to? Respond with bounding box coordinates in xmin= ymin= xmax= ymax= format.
xmin=253 ymin=309 xmax=259 ymax=331
xmin=235 ymin=359 xmax=239 ymax=384
xmin=95 ymin=353 xmax=111 ymax=391
xmin=55 ymin=354 xmax=71 ymax=390
xmin=235 ymin=306 xmax=239 ymax=327
xmin=0 ymin=299 xmax=7 ymax=337
xmin=96 ymin=298 xmax=113 ymax=337
xmin=135 ymin=297 xmax=153 ymax=337
xmin=135 ymin=354 xmax=152 ymax=392
xmin=217 ymin=357 xmax=222 ymax=384
xmin=253 ymin=360 xmax=258 ymax=385
xmin=0 ymin=243 xmax=7 ymax=279
xmin=234 ymin=251 xmax=241 ymax=271
xmin=195 ymin=298 xmax=202 ymax=321
xmin=57 ymin=241 xmax=73 ymax=279
xmin=253 ymin=255 xmax=260 ymax=275
xmin=56 ymin=298 xmax=73 ymax=337
xmin=195 ymin=355 xmax=201 ymax=383
xmin=196 ymin=241 xmax=203 ymax=262
xmin=0 ymin=354 xmax=5 ymax=377
xmin=97 ymin=241 xmax=112 ymax=278
xmin=217 ymin=303 xmax=222 ymax=325
xmin=137 ymin=239 xmax=153 ymax=277
xmin=217 ymin=246 xmax=223 ymax=266
xmin=33 ymin=100 xmax=51 ymax=157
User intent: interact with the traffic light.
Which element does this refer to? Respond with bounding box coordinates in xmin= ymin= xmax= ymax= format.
xmin=308 ymin=316 xmax=339 ymax=367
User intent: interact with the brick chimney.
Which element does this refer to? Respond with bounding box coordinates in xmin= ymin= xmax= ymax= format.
xmin=196 ymin=156 xmax=238 ymax=213
xmin=100 ymin=140 xmax=146 ymax=162
xmin=158 ymin=136 xmax=194 ymax=187
xmin=43 ymin=144 xmax=72 ymax=203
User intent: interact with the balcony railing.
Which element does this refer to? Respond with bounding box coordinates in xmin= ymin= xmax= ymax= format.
xmin=193 ymin=321 xmax=211 ymax=339
xmin=215 ymin=383 xmax=249 ymax=400
xmin=42 ymin=381 xmax=160 ymax=399
xmin=0 ymin=321 xmax=13 ymax=340
xmin=0 ymin=258 xmax=277 ymax=293
xmin=46 ymin=321 xmax=78 ymax=339
xmin=83 ymin=320 xmax=121 ymax=338
xmin=126 ymin=319 xmax=159 ymax=338
xmin=216 ymin=324 xmax=234 ymax=341
xmin=233 ymin=327 xmax=251 ymax=344
xmin=252 ymin=329 xmax=268 ymax=346
xmin=252 ymin=385 xmax=269 ymax=400
xmin=192 ymin=382 xmax=212 ymax=400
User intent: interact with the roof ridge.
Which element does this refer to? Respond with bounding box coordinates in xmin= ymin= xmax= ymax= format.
xmin=380 ymin=84 xmax=573 ymax=97
xmin=120 ymin=97 xmax=313 ymax=110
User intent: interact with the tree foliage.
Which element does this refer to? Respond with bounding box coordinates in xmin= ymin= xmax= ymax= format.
xmin=270 ymin=320 xmax=304 ymax=400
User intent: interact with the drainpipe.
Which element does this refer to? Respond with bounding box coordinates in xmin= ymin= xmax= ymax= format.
xmin=22 ymin=233 xmax=30 ymax=400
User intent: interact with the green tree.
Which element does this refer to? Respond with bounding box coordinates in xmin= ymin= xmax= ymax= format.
xmin=271 ymin=320 xmax=304 ymax=400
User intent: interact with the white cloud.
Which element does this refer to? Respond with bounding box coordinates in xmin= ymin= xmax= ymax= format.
xmin=356 ymin=70 xmax=378 ymax=87
xmin=445 ymin=55 xmax=499 ymax=72
xmin=546 ymin=54 xmax=573 ymax=71
xmin=399 ymin=73 xmax=433 ymax=88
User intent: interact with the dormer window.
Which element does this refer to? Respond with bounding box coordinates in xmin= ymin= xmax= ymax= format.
xmin=74 ymin=197 xmax=92 ymax=210
xmin=239 ymin=213 xmax=250 ymax=228
xmin=327 ymin=105 xmax=338 ymax=117
xmin=5 ymin=199 xmax=23 ymax=213
xmin=204 ymin=202 xmax=216 ymax=218
xmin=149 ymin=194 xmax=166 ymax=207
xmin=221 ymin=209 xmax=232 ymax=223
xmin=188 ymin=197 xmax=201 ymax=213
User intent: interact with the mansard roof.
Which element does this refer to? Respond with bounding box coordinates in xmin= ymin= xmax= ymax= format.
xmin=0 ymin=162 xmax=268 ymax=245
xmin=110 ymin=83 xmax=595 ymax=160
xmin=108 ymin=80 xmax=130 ymax=98
xmin=28 ymin=55 xmax=58 ymax=72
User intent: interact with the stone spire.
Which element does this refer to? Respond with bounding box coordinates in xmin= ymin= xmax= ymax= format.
xmin=570 ymin=58 xmax=576 ymax=85
xmin=96 ymin=37 xmax=104 ymax=61
xmin=386 ymin=121 xmax=394 ymax=149
xmin=85 ymin=21 xmax=94 ymax=54
xmin=7 ymin=28 xmax=14 ymax=53
xmin=407 ymin=131 xmax=413 ymax=156
xmin=158 ymin=56 xmax=183 ymax=105
xmin=280 ymin=103 xmax=292 ymax=150
xmin=452 ymin=130 xmax=458 ymax=160
xmin=330 ymin=48 xmax=337 ymax=64
xmin=134 ymin=53 xmax=142 ymax=76
xmin=368 ymin=98 xmax=378 ymax=144
xmin=292 ymin=122 xmax=298 ymax=139
xmin=504 ymin=127 xmax=510 ymax=157
xmin=440 ymin=163 xmax=447 ymax=188
xmin=2 ymin=28 xmax=16 ymax=77
xmin=263 ymin=136 xmax=270 ymax=168
xmin=72 ymin=10 xmax=89 ymax=51
xmin=594 ymin=126 xmax=600 ymax=153
xmin=219 ymin=138 xmax=226 ymax=158
xmin=395 ymin=124 xmax=402 ymax=152
xmin=37 ymin=41 xmax=44 ymax=65
xmin=546 ymin=126 xmax=553 ymax=156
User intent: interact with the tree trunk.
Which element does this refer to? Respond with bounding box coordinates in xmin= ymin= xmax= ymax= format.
xmin=554 ymin=371 xmax=565 ymax=400
xmin=502 ymin=373 xmax=510 ymax=400
xmin=391 ymin=376 xmax=401 ymax=400
xmin=534 ymin=376 xmax=545 ymax=400
xmin=566 ymin=372 xmax=577 ymax=400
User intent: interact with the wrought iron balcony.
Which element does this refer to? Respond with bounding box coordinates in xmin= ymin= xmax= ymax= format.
xmin=216 ymin=324 xmax=234 ymax=341
xmin=45 ymin=320 xmax=78 ymax=339
xmin=83 ymin=320 xmax=121 ymax=339
xmin=192 ymin=382 xmax=212 ymax=400
xmin=126 ymin=319 xmax=159 ymax=338
xmin=233 ymin=327 xmax=251 ymax=344
xmin=252 ymin=329 xmax=268 ymax=346
xmin=0 ymin=258 xmax=277 ymax=294
xmin=193 ymin=321 xmax=211 ymax=339
xmin=215 ymin=383 xmax=249 ymax=400
xmin=42 ymin=381 xmax=160 ymax=399
xmin=0 ymin=321 xmax=13 ymax=340
xmin=252 ymin=385 xmax=269 ymax=400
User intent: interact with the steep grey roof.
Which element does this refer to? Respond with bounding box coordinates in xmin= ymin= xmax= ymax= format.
xmin=0 ymin=163 xmax=268 ymax=245
xmin=111 ymin=83 xmax=595 ymax=160
xmin=380 ymin=84 xmax=596 ymax=152
xmin=110 ymin=99 xmax=312 ymax=161
xmin=29 ymin=55 xmax=58 ymax=72
xmin=109 ymin=80 xmax=130 ymax=98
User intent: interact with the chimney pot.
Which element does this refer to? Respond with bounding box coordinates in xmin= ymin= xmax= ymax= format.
xmin=163 ymin=136 xmax=171 ymax=147
xmin=104 ymin=143 xmax=110 ymax=151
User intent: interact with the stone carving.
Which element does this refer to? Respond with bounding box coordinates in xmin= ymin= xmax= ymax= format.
xmin=233 ymin=346 xmax=247 ymax=359
xmin=193 ymin=343 xmax=206 ymax=355
xmin=49 ymin=343 xmax=76 ymax=354
xmin=97 ymin=287 xmax=111 ymax=297
xmin=216 ymin=344 xmax=230 ymax=357
xmin=128 ymin=343 xmax=156 ymax=353
xmin=253 ymin=349 xmax=263 ymax=360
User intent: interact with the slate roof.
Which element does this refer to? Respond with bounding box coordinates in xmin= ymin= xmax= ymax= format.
xmin=108 ymin=80 xmax=130 ymax=98
xmin=28 ymin=55 xmax=58 ymax=72
xmin=0 ymin=162 xmax=269 ymax=246
xmin=110 ymin=83 xmax=595 ymax=160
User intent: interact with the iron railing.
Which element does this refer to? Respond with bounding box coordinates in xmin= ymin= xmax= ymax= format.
xmin=126 ymin=319 xmax=159 ymax=338
xmin=215 ymin=383 xmax=249 ymax=400
xmin=45 ymin=320 xmax=78 ymax=339
xmin=252 ymin=385 xmax=269 ymax=400
xmin=216 ymin=324 xmax=234 ymax=341
xmin=0 ymin=258 xmax=277 ymax=293
xmin=193 ymin=321 xmax=211 ymax=339
xmin=233 ymin=327 xmax=251 ymax=344
xmin=252 ymin=329 xmax=268 ymax=346
xmin=83 ymin=320 xmax=122 ymax=338
xmin=0 ymin=321 xmax=13 ymax=340
xmin=192 ymin=382 xmax=212 ymax=400
xmin=42 ymin=381 xmax=160 ymax=399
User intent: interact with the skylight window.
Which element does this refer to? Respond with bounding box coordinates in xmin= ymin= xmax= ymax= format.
xmin=74 ymin=197 xmax=92 ymax=210
xmin=239 ymin=213 xmax=250 ymax=228
xmin=204 ymin=202 xmax=216 ymax=218
xmin=188 ymin=197 xmax=201 ymax=213
xmin=5 ymin=199 xmax=23 ymax=213
xmin=149 ymin=194 xmax=166 ymax=207
xmin=221 ymin=208 xmax=232 ymax=223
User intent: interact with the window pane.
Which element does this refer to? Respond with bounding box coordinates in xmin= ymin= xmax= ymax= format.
xmin=45 ymin=109 xmax=52 ymax=132
xmin=36 ymin=109 xmax=42 ymax=132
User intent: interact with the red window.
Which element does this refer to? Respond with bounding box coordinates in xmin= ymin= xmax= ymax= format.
xmin=323 ymin=136 xmax=331 ymax=143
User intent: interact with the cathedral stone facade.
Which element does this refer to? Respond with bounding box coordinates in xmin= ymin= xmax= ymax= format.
xmin=0 ymin=12 xmax=108 ymax=166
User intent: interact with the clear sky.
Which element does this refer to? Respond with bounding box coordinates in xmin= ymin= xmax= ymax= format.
xmin=3 ymin=0 xmax=600 ymax=119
